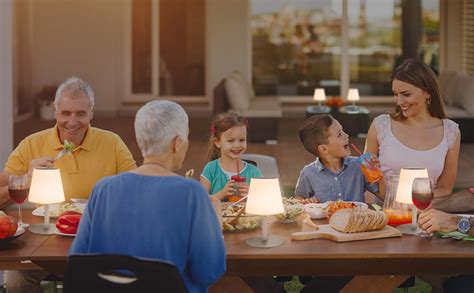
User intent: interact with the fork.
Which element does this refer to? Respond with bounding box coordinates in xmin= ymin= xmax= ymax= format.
xmin=53 ymin=149 xmax=67 ymax=162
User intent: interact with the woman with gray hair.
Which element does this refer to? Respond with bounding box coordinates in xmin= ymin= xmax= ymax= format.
xmin=69 ymin=100 xmax=226 ymax=293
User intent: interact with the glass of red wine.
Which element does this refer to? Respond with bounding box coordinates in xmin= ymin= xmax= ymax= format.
xmin=412 ymin=177 xmax=434 ymax=237
xmin=8 ymin=174 xmax=30 ymax=228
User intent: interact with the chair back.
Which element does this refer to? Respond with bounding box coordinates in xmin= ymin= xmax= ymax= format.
xmin=64 ymin=254 xmax=187 ymax=293
xmin=241 ymin=153 xmax=282 ymax=190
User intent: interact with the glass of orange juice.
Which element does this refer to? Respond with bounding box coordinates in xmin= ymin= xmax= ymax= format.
xmin=358 ymin=153 xmax=383 ymax=184
xmin=227 ymin=176 xmax=246 ymax=202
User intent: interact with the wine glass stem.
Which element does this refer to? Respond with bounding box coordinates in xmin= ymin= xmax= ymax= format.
xmin=18 ymin=204 xmax=23 ymax=224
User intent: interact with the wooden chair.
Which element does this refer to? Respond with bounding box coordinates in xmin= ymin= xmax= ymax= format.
xmin=64 ymin=254 xmax=187 ymax=293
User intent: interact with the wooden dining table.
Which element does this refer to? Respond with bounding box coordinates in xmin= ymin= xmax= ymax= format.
xmin=2 ymin=209 xmax=474 ymax=292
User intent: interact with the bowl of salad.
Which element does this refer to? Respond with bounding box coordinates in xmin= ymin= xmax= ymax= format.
xmin=276 ymin=202 xmax=304 ymax=223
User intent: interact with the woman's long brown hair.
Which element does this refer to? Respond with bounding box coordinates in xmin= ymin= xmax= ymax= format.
xmin=391 ymin=58 xmax=446 ymax=121
xmin=207 ymin=111 xmax=248 ymax=161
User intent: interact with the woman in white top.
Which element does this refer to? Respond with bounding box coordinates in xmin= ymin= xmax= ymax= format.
xmin=366 ymin=58 xmax=460 ymax=198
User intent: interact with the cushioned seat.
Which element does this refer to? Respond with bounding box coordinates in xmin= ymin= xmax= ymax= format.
xmin=439 ymin=71 xmax=474 ymax=142
xmin=213 ymin=70 xmax=282 ymax=143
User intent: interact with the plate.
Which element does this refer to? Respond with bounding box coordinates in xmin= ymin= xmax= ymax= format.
xmin=54 ymin=229 xmax=76 ymax=237
xmin=0 ymin=227 xmax=25 ymax=246
xmin=71 ymin=198 xmax=88 ymax=204
xmin=304 ymin=203 xmax=328 ymax=219
xmin=350 ymin=202 xmax=368 ymax=209
xmin=32 ymin=203 xmax=85 ymax=218
xmin=304 ymin=202 xmax=368 ymax=219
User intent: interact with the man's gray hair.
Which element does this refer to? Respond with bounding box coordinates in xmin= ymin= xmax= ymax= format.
xmin=135 ymin=100 xmax=189 ymax=157
xmin=54 ymin=77 xmax=95 ymax=106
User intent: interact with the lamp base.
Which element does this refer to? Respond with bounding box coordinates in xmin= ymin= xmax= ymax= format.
xmin=345 ymin=105 xmax=360 ymax=114
xmin=29 ymin=223 xmax=56 ymax=235
xmin=245 ymin=236 xmax=284 ymax=248
xmin=311 ymin=105 xmax=331 ymax=113
xmin=397 ymin=223 xmax=422 ymax=235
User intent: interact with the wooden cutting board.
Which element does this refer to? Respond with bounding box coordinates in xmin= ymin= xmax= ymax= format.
xmin=291 ymin=224 xmax=402 ymax=242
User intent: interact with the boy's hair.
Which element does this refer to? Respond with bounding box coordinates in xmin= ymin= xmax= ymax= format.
xmin=207 ymin=111 xmax=248 ymax=161
xmin=299 ymin=114 xmax=334 ymax=156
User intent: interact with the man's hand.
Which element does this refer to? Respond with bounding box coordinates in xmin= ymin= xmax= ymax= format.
xmin=418 ymin=209 xmax=458 ymax=234
xmin=28 ymin=158 xmax=54 ymax=178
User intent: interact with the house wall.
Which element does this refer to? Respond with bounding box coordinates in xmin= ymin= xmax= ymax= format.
xmin=16 ymin=0 xmax=251 ymax=116
xmin=1 ymin=0 xmax=14 ymax=164
xmin=14 ymin=0 xmax=463 ymax=117
xmin=207 ymin=0 xmax=251 ymax=107
xmin=444 ymin=0 xmax=463 ymax=72
xmin=20 ymin=0 xmax=126 ymax=115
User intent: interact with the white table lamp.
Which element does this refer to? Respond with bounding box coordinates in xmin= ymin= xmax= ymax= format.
xmin=395 ymin=168 xmax=428 ymax=235
xmin=245 ymin=178 xmax=285 ymax=248
xmin=312 ymin=88 xmax=331 ymax=113
xmin=28 ymin=167 xmax=65 ymax=234
xmin=346 ymin=88 xmax=360 ymax=113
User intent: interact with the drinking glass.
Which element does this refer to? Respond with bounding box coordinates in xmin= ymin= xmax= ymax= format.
xmin=357 ymin=153 xmax=383 ymax=184
xmin=8 ymin=174 xmax=30 ymax=228
xmin=412 ymin=177 xmax=434 ymax=237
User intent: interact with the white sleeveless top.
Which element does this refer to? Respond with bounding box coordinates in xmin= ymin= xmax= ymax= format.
xmin=374 ymin=114 xmax=459 ymax=184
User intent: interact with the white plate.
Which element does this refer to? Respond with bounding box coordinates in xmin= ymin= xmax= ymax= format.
xmin=54 ymin=228 xmax=76 ymax=237
xmin=350 ymin=202 xmax=369 ymax=209
xmin=71 ymin=198 xmax=88 ymax=204
xmin=304 ymin=202 xmax=368 ymax=219
xmin=304 ymin=203 xmax=328 ymax=219
xmin=32 ymin=203 xmax=86 ymax=218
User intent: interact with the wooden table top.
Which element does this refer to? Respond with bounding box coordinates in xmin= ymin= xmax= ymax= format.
xmin=2 ymin=209 xmax=474 ymax=276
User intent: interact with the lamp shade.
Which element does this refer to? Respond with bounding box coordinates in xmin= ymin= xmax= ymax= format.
xmin=245 ymin=178 xmax=284 ymax=216
xmin=313 ymin=88 xmax=326 ymax=102
xmin=347 ymin=88 xmax=360 ymax=101
xmin=28 ymin=168 xmax=65 ymax=204
xmin=395 ymin=168 xmax=429 ymax=204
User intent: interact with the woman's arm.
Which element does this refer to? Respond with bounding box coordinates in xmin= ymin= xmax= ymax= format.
xmin=434 ymin=131 xmax=461 ymax=197
xmin=364 ymin=123 xmax=384 ymax=200
xmin=364 ymin=122 xmax=380 ymax=156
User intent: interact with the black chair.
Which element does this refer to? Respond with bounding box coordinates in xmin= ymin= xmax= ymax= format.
xmin=64 ymin=254 xmax=187 ymax=293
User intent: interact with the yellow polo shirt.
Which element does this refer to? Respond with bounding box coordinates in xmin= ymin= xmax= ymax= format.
xmin=5 ymin=125 xmax=137 ymax=201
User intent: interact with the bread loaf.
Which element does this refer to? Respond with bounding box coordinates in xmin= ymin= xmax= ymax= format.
xmin=329 ymin=209 xmax=387 ymax=233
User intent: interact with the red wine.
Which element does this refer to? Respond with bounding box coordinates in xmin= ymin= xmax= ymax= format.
xmin=8 ymin=188 xmax=29 ymax=204
xmin=412 ymin=192 xmax=432 ymax=210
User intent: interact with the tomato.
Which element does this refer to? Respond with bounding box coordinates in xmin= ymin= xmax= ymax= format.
xmin=55 ymin=214 xmax=81 ymax=234
xmin=57 ymin=214 xmax=81 ymax=228
xmin=0 ymin=215 xmax=17 ymax=239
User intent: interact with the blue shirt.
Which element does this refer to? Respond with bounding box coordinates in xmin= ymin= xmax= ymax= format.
xmin=69 ymin=173 xmax=226 ymax=293
xmin=201 ymin=159 xmax=262 ymax=196
xmin=295 ymin=157 xmax=378 ymax=202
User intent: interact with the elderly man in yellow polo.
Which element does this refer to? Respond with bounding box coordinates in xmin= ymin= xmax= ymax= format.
xmin=0 ymin=77 xmax=136 ymax=292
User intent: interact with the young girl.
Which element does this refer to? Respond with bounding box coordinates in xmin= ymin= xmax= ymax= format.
xmin=200 ymin=112 xmax=262 ymax=201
